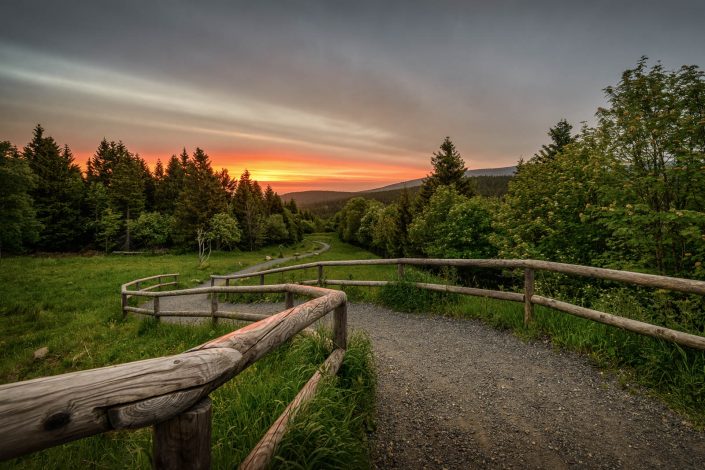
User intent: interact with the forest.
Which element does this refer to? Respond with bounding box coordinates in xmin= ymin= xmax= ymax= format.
xmin=0 ymin=131 xmax=321 ymax=256
xmin=336 ymin=59 xmax=705 ymax=283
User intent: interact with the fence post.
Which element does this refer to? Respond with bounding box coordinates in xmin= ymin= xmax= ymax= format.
xmin=524 ymin=268 xmax=534 ymax=326
xmin=225 ymin=278 xmax=230 ymax=302
xmin=333 ymin=302 xmax=347 ymax=350
xmin=317 ymin=264 xmax=324 ymax=286
xmin=259 ymin=274 xmax=265 ymax=286
xmin=397 ymin=262 xmax=405 ymax=279
xmin=157 ymin=276 xmax=162 ymax=291
xmin=211 ymin=291 xmax=218 ymax=324
xmin=121 ymin=292 xmax=128 ymax=318
xmin=153 ymin=397 xmax=211 ymax=470
xmin=154 ymin=296 xmax=160 ymax=323
xmin=285 ymin=291 xmax=294 ymax=309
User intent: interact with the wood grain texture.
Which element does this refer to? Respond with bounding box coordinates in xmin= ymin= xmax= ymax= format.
xmin=524 ymin=268 xmax=535 ymax=326
xmin=239 ymin=349 xmax=345 ymax=470
xmin=109 ymin=387 xmax=206 ymax=429
xmin=154 ymin=397 xmax=211 ymax=470
xmin=0 ymin=348 xmax=240 ymax=459
xmin=532 ymin=295 xmax=705 ymax=350
xmin=212 ymin=258 xmax=705 ymax=296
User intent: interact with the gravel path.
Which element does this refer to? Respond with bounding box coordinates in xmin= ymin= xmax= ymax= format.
xmin=348 ymin=305 xmax=705 ymax=469
xmin=139 ymin=247 xmax=705 ymax=468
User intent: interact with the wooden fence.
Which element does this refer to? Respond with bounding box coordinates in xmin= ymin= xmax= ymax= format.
xmin=212 ymin=258 xmax=705 ymax=351
xmin=0 ymin=282 xmax=348 ymax=470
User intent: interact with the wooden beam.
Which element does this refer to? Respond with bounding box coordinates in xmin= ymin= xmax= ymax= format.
xmin=0 ymin=348 xmax=241 ymax=459
xmin=153 ymin=397 xmax=212 ymax=470
xmin=334 ymin=303 xmax=347 ymax=350
xmin=524 ymin=268 xmax=534 ymax=326
xmin=532 ymin=295 xmax=705 ymax=351
xmin=239 ymin=349 xmax=345 ymax=470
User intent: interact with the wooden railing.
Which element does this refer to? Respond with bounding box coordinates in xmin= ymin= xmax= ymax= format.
xmin=0 ymin=283 xmax=348 ymax=470
xmin=121 ymin=273 xmax=180 ymax=315
xmin=212 ymin=258 xmax=705 ymax=351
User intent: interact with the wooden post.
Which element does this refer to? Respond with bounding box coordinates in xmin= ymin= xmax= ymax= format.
xmin=524 ymin=268 xmax=534 ymax=326
xmin=333 ymin=302 xmax=347 ymax=350
xmin=259 ymin=274 xmax=265 ymax=286
xmin=225 ymin=278 xmax=230 ymax=302
xmin=154 ymin=296 xmax=160 ymax=323
xmin=136 ymin=281 xmax=141 ymax=291
xmin=157 ymin=276 xmax=162 ymax=291
xmin=285 ymin=291 xmax=294 ymax=309
xmin=397 ymin=263 xmax=405 ymax=279
xmin=317 ymin=264 xmax=324 ymax=286
xmin=153 ymin=397 xmax=211 ymax=470
xmin=211 ymin=291 xmax=218 ymax=324
xmin=121 ymin=292 xmax=128 ymax=318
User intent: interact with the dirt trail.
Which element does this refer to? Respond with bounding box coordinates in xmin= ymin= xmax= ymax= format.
xmin=349 ymin=305 xmax=705 ymax=469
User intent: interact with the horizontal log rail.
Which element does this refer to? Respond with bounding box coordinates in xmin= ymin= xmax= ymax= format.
xmin=0 ymin=282 xmax=348 ymax=470
xmin=211 ymin=258 xmax=705 ymax=352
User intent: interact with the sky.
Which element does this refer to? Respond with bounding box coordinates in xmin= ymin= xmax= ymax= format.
xmin=1 ymin=1 xmax=704 ymax=193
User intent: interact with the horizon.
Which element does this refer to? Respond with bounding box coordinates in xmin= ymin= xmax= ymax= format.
xmin=2 ymin=1 xmax=704 ymax=193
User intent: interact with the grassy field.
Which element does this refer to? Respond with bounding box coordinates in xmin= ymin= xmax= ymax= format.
xmin=0 ymin=238 xmax=375 ymax=468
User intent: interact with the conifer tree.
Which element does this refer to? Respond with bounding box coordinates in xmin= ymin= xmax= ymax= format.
xmin=233 ymin=169 xmax=265 ymax=250
xmin=0 ymin=141 xmax=40 ymax=255
xmin=416 ymin=137 xmax=474 ymax=210
xmin=155 ymin=154 xmax=186 ymax=214
xmin=23 ymin=125 xmax=84 ymax=251
xmin=172 ymin=148 xmax=227 ymax=246
xmin=532 ymin=119 xmax=575 ymax=163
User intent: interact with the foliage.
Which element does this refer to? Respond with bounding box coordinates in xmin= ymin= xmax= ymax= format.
xmin=96 ymin=207 xmax=122 ymax=253
xmin=208 ymin=212 xmax=242 ymax=250
xmin=129 ymin=211 xmax=173 ymax=250
xmin=409 ymin=186 xmax=497 ymax=259
xmin=531 ymin=119 xmax=575 ymax=163
xmin=263 ymin=213 xmax=289 ymax=244
xmin=0 ymin=141 xmax=39 ymax=255
xmin=22 ymin=125 xmax=84 ymax=251
xmin=416 ymin=136 xmax=474 ymax=210
xmin=172 ymin=148 xmax=228 ymax=247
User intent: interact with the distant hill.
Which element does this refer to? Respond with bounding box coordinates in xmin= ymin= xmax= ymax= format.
xmin=368 ymin=166 xmax=516 ymax=193
xmin=283 ymin=166 xmax=516 ymax=217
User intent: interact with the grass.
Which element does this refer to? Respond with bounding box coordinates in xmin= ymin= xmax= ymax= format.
xmin=0 ymin=237 xmax=375 ymax=469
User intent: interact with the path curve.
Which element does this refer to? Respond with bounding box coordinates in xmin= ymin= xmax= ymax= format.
xmin=137 ymin=245 xmax=705 ymax=468
xmin=146 ymin=240 xmax=329 ymax=314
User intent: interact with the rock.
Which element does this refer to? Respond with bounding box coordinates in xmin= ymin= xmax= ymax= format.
xmin=265 ymin=256 xmax=272 ymax=261
xmin=33 ymin=347 xmax=49 ymax=359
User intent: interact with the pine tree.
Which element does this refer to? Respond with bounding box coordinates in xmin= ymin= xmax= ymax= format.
xmin=23 ymin=125 xmax=85 ymax=251
xmin=232 ymin=169 xmax=265 ymax=250
xmin=263 ymin=185 xmax=284 ymax=215
xmin=0 ymin=141 xmax=40 ymax=255
xmin=532 ymin=119 xmax=575 ymax=163
xmin=416 ymin=137 xmax=474 ymax=210
xmin=155 ymin=154 xmax=186 ymax=214
xmin=172 ymin=148 xmax=228 ymax=247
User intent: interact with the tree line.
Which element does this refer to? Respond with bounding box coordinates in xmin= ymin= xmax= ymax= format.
xmin=336 ymin=58 xmax=705 ymax=282
xmin=0 ymin=129 xmax=321 ymax=255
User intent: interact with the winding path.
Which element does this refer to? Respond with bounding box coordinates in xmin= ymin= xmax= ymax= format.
xmin=141 ymin=247 xmax=705 ymax=468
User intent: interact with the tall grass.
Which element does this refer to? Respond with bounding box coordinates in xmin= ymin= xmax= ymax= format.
xmin=0 ymin=238 xmax=376 ymax=468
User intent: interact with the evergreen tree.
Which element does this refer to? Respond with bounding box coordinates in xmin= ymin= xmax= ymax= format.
xmin=110 ymin=157 xmax=145 ymax=250
xmin=416 ymin=137 xmax=474 ymax=210
xmin=0 ymin=141 xmax=40 ymax=255
xmin=263 ymin=185 xmax=284 ymax=215
xmin=172 ymin=148 xmax=228 ymax=247
xmin=23 ymin=125 xmax=84 ymax=251
xmin=233 ymin=169 xmax=265 ymax=250
xmin=532 ymin=119 xmax=575 ymax=163
xmin=155 ymin=154 xmax=186 ymax=214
